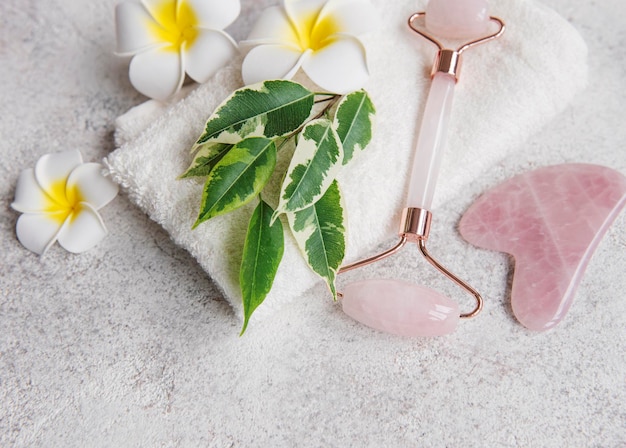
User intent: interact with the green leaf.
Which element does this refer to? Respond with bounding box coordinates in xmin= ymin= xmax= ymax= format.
xmin=333 ymin=90 xmax=375 ymax=165
xmin=274 ymin=118 xmax=344 ymax=218
xmin=196 ymin=80 xmax=315 ymax=145
xmin=240 ymin=199 xmax=284 ymax=335
xmin=287 ymin=180 xmax=345 ymax=300
xmin=180 ymin=142 xmax=233 ymax=179
xmin=194 ymin=137 xmax=276 ymax=226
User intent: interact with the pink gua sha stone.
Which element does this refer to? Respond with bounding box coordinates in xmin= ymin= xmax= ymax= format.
xmin=341 ymin=0 xmax=491 ymax=337
xmin=459 ymin=164 xmax=626 ymax=331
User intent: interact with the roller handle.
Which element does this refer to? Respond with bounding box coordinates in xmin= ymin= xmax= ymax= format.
xmin=405 ymin=72 xmax=456 ymax=210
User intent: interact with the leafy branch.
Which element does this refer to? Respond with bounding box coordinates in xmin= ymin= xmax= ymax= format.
xmin=181 ymin=80 xmax=375 ymax=333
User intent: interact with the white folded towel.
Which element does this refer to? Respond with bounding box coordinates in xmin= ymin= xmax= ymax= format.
xmin=105 ymin=0 xmax=588 ymax=322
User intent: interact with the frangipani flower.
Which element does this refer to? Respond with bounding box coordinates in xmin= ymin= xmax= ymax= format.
xmin=241 ymin=0 xmax=377 ymax=94
xmin=115 ymin=0 xmax=240 ymax=101
xmin=11 ymin=150 xmax=119 ymax=255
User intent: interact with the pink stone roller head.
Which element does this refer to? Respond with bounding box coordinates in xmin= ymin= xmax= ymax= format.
xmin=338 ymin=0 xmax=505 ymax=337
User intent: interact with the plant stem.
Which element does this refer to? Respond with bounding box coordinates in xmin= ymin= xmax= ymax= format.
xmin=312 ymin=95 xmax=341 ymax=120
xmin=276 ymin=137 xmax=293 ymax=152
xmin=314 ymin=93 xmax=340 ymax=104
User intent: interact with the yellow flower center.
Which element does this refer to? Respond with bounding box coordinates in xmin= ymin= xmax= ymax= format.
xmin=148 ymin=0 xmax=200 ymax=52
xmin=295 ymin=11 xmax=340 ymax=52
xmin=44 ymin=179 xmax=83 ymax=225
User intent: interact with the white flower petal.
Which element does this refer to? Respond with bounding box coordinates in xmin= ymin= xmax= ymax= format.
xmin=35 ymin=150 xmax=83 ymax=198
xmin=141 ymin=0 xmax=175 ymax=19
xmin=285 ymin=0 xmax=328 ymax=25
xmin=302 ymin=35 xmax=369 ymax=93
xmin=57 ymin=203 xmax=108 ymax=254
xmin=115 ymin=1 xmax=162 ymax=55
xmin=12 ymin=168 xmax=49 ymax=213
xmin=66 ymin=163 xmax=119 ymax=211
xmin=318 ymin=0 xmax=378 ymax=36
xmin=243 ymin=6 xmax=298 ymax=47
xmin=186 ymin=0 xmax=241 ymax=30
xmin=129 ymin=46 xmax=185 ymax=100
xmin=242 ymin=44 xmax=306 ymax=86
xmin=284 ymin=0 xmax=328 ymax=50
xmin=15 ymin=212 xmax=65 ymax=255
xmin=184 ymin=30 xmax=237 ymax=83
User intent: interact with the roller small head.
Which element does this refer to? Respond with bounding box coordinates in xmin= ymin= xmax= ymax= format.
xmin=425 ymin=0 xmax=490 ymax=39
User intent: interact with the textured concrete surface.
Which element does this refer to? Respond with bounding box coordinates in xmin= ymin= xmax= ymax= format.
xmin=1 ymin=1 xmax=625 ymax=447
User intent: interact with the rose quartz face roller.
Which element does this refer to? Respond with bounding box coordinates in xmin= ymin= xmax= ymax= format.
xmin=338 ymin=0 xmax=505 ymax=336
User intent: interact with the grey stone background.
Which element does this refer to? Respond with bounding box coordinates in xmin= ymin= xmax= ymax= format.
xmin=1 ymin=0 xmax=624 ymax=446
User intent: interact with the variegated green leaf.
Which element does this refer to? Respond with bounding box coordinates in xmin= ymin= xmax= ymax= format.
xmin=240 ymin=199 xmax=284 ymax=335
xmin=287 ymin=180 xmax=345 ymax=299
xmin=195 ymin=80 xmax=315 ymax=145
xmin=194 ymin=137 xmax=276 ymax=227
xmin=180 ymin=142 xmax=233 ymax=179
xmin=333 ymin=90 xmax=375 ymax=165
xmin=274 ymin=118 xmax=344 ymax=219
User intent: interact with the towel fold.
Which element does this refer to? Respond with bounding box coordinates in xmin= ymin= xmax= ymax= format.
xmin=105 ymin=0 xmax=588 ymax=322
